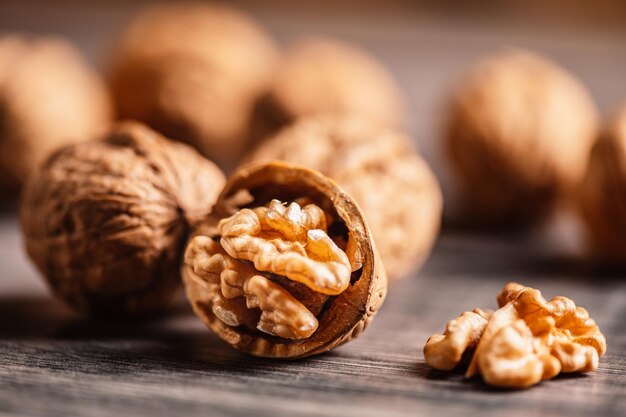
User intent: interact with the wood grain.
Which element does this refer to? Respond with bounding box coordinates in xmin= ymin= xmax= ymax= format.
xmin=0 ymin=215 xmax=624 ymax=417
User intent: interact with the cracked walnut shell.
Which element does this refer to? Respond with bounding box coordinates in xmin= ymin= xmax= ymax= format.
xmin=182 ymin=161 xmax=387 ymax=358
xmin=424 ymin=283 xmax=606 ymax=388
xmin=20 ymin=122 xmax=225 ymax=316
xmin=247 ymin=115 xmax=442 ymax=280
xmin=109 ymin=3 xmax=278 ymax=168
xmin=445 ymin=49 xmax=598 ymax=227
xmin=0 ymin=35 xmax=112 ymax=196
xmin=577 ymin=104 xmax=626 ymax=264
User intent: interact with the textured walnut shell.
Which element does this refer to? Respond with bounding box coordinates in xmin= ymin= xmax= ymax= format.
xmin=252 ymin=37 xmax=406 ymax=141
xmin=20 ymin=122 xmax=225 ymax=316
xmin=182 ymin=161 xmax=387 ymax=358
xmin=445 ymin=49 xmax=598 ymax=228
xmin=246 ymin=115 xmax=442 ymax=280
xmin=109 ymin=3 xmax=278 ymax=168
xmin=0 ymin=35 xmax=112 ymax=196
xmin=577 ymin=104 xmax=626 ymax=264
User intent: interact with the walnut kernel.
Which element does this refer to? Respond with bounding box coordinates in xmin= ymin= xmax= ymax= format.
xmin=424 ymin=282 xmax=606 ymax=388
xmin=182 ymin=161 xmax=387 ymax=358
xmin=20 ymin=122 xmax=225 ymax=316
xmin=445 ymin=49 xmax=598 ymax=227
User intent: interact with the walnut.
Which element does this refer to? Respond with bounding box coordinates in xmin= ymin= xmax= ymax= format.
xmin=0 ymin=35 xmax=112 ymax=196
xmin=109 ymin=3 xmax=278 ymax=168
xmin=445 ymin=49 xmax=598 ymax=228
xmin=424 ymin=308 xmax=492 ymax=371
xmin=577 ymin=104 xmax=626 ymax=264
xmin=252 ymin=37 xmax=406 ymax=141
xmin=182 ymin=161 xmax=387 ymax=358
xmin=246 ymin=115 xmax=442 ymax=280
xmin=20 ymin=122 xmax=225 ymax=316
xmin=424 ymin=282 xmax=606 ymax=389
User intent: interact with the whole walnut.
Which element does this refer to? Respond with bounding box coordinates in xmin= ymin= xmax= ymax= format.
xmin=0 ymin=35 xmax=112 ymax=196
xmin=445 ymin=49 xmax=598 ymax=228
xmin=577 ymin=105 xmax=626 ymax=264
xmin=109 ymin=3 xmax=279 ymax=168
xmin=253 ymin=37 xmax=406 ymax=140
xmin=20 ymin=122 xmax=226 ymax=316
xmin=246 ymin=115 xmax=442 ymax=281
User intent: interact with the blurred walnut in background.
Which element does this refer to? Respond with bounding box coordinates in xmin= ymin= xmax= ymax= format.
xmin=577 ymin=104 xmax=626 ymax=265
xmin=247 ymin=115 xmax=442 ymax=281
xmin=445 ymin=49 xmax=598 ymax=228
xmin=253 ymin=38 xmax=407 ymax=141
xmin=0 ymin=35 xmax=112 ymax=197
xmin=109 ymin=3 xmax=278 ymax=168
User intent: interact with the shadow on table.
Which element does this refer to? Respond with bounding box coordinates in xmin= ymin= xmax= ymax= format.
xmin=0 ymin=293 xmax=304 ymax=374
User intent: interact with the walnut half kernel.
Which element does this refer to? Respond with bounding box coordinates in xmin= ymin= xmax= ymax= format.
xmin=182 ymin=161 xmax=387 ymax=358
xmin=185 ymin=199 xmax=353 ymax=340
xmin=424 ymin=283 xmax=606 ymax=388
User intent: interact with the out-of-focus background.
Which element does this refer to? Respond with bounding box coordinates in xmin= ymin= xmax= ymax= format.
xmin=3 ymin=0 xmax=626 ymax=220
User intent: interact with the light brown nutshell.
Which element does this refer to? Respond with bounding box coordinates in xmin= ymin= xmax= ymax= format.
xmin=577 ymin=104 xmax=626 ymax=264
xmin=445 ymin=49 xmax=598 ymax=228
xmin=424 ymin=282 xmax=606 ymax=389
xmin=247 ymin=115 xmax=442 ymax=280
xmin=0 ymin=35 xmax=112 ymax=196
xmin=252 ymin=37 xmax=406 ymax=141
xmin=20 ymin=122 xmax=226 ymax=316
xmin=182 ymin=161 xmax=387 ymax=358
xmin=109 ymin=3 xmax=278 ymax=168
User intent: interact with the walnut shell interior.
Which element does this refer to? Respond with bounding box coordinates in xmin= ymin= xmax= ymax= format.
xmin=182 ymin=161 xmax=387 ymax=358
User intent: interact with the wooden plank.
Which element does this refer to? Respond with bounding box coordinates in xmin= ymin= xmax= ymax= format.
xmin=0 ymin=215 xmax=624 ymax=417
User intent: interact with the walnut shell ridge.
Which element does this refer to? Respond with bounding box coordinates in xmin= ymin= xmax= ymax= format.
xmin=445 ymin=49 xmax=598 ymax=228
xmin=20 ymin=122 xmax=226 ymax=316
xmin=0 ymin=35 xmax=112 ymax=196
xmin=182 ymin=161 xmax=388 ymax=358
xmin=109 ymin=3 xmax=279 ymax=168
xmin=246 ymin=115 xmax=442 ymax=280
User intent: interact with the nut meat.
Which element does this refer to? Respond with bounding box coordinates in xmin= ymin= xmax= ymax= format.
xmin=424 ymin=282 xmax=606 ymax=388
xmin=247 ymin=115 xmax=442 ymax=280
xmin=183 ymin=161 xmax=387 ymax=358
xmin=20 ymin=122 xmax=225 ymax=316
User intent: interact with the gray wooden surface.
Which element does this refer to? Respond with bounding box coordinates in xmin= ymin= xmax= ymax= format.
xmin=1 ymin=2 xmax=626 ymax=416
xmin=1 ymin=214 xmax=625 ymax=417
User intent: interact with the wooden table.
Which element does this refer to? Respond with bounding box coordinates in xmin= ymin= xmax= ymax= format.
xmin=1 ymin=1 xmax=626 ymax=415
xmin=1 ymin=213 xmax=624 ymax=417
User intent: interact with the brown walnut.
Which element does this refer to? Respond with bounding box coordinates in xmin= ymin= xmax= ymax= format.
xmin=445 ymin=49 xmax=598 ymax=228
xmin=182 ymin=161 xmax=387 ymax=358
xmin=253 ymin=37 xmax=406 ymax=141
xmin=246 ymin=115 xmax=442 ymax=280
xmin=109 ymin=3 xmax=278 ymax=168
xmin=0 ymin=35 xmax=112 ymax=196
xmin=20 ymin=122 xmax=225 ymax=316
xmin=577 ymin=104 xmax=626 ymax=264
